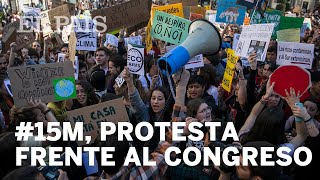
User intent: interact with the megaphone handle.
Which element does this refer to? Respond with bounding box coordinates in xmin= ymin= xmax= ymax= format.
xmin=166 ymin=71 xmax=176 ymax=102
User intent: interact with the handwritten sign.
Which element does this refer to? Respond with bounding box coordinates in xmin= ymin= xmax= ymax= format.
xmin=151 ymin=3 xmax=184 ymax=23
xmin=222 ymin=49 xmax=239 ymax=92
xmin=67 ymin=98 xmax=129 ymax=146
xmin=235 ymin=24 xmax=274 ymax=61
xmin=48 ymin=4 xmax=71 ymax=29
xmin=8 ymin=61 xmax=75 ymax=107
xmin=277 ymin=42 xmax=314 ymax=69
xmin=73 ymin=18 xmax=97 ymax=51
xmin=91 ymin=0 xmax=150 ymax=32
xmin=151 ymin=11 xmax=191 ymax=45
xmin=277 ymin=28 xmax=300 ymax=42
xmin=127 ymin=44 xmax=144 ymax=76
xmin=251 ymin=9 xmax=282 ymax=39
xmin=168 ymin=0 xmax=199 ymax=6
xmin=40 ymin=10 xmax=53 ymax=36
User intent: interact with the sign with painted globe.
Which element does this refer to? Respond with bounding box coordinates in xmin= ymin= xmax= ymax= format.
xmin=53 ymin=77 xmax=76 ymax=101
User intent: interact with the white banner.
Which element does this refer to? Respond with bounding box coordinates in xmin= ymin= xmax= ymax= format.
xmin=58 ymin=53 xmax=66 ymax=62
xmin=232 ymin=33 xmax=240 ymax=51
xmin=277 ymin=42 xmax=314 ymax=69
xmin=74 ymin=17 xmax=97 ymax=51
xmin=127 ymin=44 xmax=145 ymax=76
xmin=235 ymin=24 xmax=274 ymax=61
xmin=40 ymin=11 xmax=53 ymax=36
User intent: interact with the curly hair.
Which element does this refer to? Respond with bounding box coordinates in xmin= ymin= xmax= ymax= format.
xmin=10 ymin=106 xmax=37 ymax=127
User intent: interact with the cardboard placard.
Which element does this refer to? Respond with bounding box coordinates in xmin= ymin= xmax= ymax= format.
xmin=126 ymin=20 xmax=149 ymax=35
xmin=189 ymin=12 xmax=203 ymax=21
xmin=127 ymin=44 xmax=145 ymax=76
xmin=151 ymin=11 xmax=191 ymax=45
xmin=3 ymin=21 xmax=20 ymax=36
xmin=8 ymin=61 xmax=76 ymax=107
xmin=16 ymin=32 xmax=36 ymax=50
xmin=48 ymin=4 xmax=71 ymax=30
xmin=277 ymin=42 xmax=314 ymax=69
xmin=1 ymin=27 xmax=16 ymax=53
xmin=183 ymin=6 xmax=206 ymax=19
xmin=91 ymin=0 xmax=150 ymax=33
xmin=222 ymin=49 xmax=239 ymax=92
xmin=235 ymin=24 xmax=274 ymax=61
xmin=67 ymin=98 xmax=129 ymax=146
xmin=168 ymin=0 xmax=199 ymax=6
xmin=68 ymin=31 xmax=77 ymax=62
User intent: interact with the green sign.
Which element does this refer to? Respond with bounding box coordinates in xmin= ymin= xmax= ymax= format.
xmin=151 ymin=11 xmax=191 ymax=45
xmin=279 ymin=16 xmax=304 ymax=30
xmin=251 ymin=10 xmax=282 ymax=39
xmin=53 ymin=77 xmax=76 ymax=101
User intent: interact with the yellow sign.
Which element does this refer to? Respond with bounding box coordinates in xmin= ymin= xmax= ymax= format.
xmin=145 ymin=20 xmax=153 ymax=53
xmin=222 ymin=49 xmax=239 ymax=92
xmin=204 ymin=5 xmax=211 ymax=11
xmin=151 ymin=3 xmax=184 ymax=23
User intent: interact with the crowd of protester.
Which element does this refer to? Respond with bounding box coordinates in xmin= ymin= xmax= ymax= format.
xmin=0 ymin=0 xmax=320 ymax=179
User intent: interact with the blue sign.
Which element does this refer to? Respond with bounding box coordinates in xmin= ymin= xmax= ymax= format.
xmin=216 ymin=0 xmax=247 ymax=25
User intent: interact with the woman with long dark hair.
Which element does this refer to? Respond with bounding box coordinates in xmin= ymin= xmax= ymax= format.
xmin=70 ymin=81 xmax=99 ymax=110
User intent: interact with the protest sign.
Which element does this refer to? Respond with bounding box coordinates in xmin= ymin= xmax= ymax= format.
xmin=62 ymin=25 xmax=72 ymax=43
xmin=243 ymin=17 xmax=250 ymax=25
xmin=151 ymin=3 xmax=184 ymax=22
xmin=126 ymin=20 xmax=149 ymax=35
xmin=105 ymin=34 xmax=119 ymax=47
xmin=16 ymin=32 xmax=36 ymax=50
xmin=40 ymin=10 xmax=53 ymax=36
xmin=145 ymin=20 xmax=153 ymax=53
xmin=54 ymin=33 xmax=64 ymax=46
xmin=68 ymin=31 xmax=77 ymax=62
xmin=92 ymin=0 xmax=150 ymax=32
xmin=277 ymin=42 xmax=314 ymax=69
xmin=4 ymin=80 xmax=13 ymax=97
xmin=250 ymin=9 xmax=282 ymax=39
xmin=8 ymin=61 xmax=76 ymax=107
xmin=168 ymin=0 xmax=198 ymax=6
xmin=300 ymin=18 xmax=312 ymax=37
xmin=3 ymin=21 xmax=19 ymax=36
xmin=127 ymin=44 xmax=144 ymax=76
xmin=236 ymin=0 xmax=268 ymax=10
xmin=189 ymin=12 xmax=203 ymax=21
xmin=279 ymin=16 xmax=304 ymax=30
xmin=73 ymin=17 xmax=97 ymax=51
xmin=115 ymin=72 xmax=125 ymax=88
xmin=216 ymin=0 xmax=246 ymax=25
xmin=22 ymin=7 xmax=41 ymax=31
xmin=277 ymin=29 xmax=300 ymax=42
xmin=1 ymin=27 xmax=16 ymax=53
xmin=222 ymin=49 xmax=239 ymax=92
xmin=151 ymin=11 xmax=191 ymax=45
xmin=208 ymin=14 xmax=217 ymax=24
xmin=48 ymin=4 xmax=71 ymax=29
xmin=183 ymin=6 xmax=206 ymax=19
xmin=269 ymin=65 xmax=311 ymax=98
xmin=124 ymin=36 xmax=142 ymax=47
xmin=67 ymin=98 xmax=129 ymax=146
xmin=232 ymin=33 xmax=240 ymax=50
xmin=58 ymin=53 xmax=66 ymax=62
xmin=235 ymin=23 xmax=274 ymax=61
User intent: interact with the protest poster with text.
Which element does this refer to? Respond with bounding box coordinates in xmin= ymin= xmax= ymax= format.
xmin=277 ymin=16 xmax=303 ymax=43
xmin=222 ymin=49 xmax=239 ymax=92
xmin=216 ymin=0 xmax=246 ymax=25
xmin=8 ymin=61 xmax=76 ymax=107
xmin=40 ymin=10 xmax=53 ymax=37
xmin=73 ymin=17 xmax=97 ymax=51
xmin=151 ymin=11 xmax=191 ymax=45
xmin=277 ymin=42 xmax=314 ymax=69
xmin=183 ymin=6 xmax=206 ymax=19
xmin=250 ymin=9 xmax=282 ymax=39
xmin=151 ymin=3 xmax=184 ymax=23
xmin=166 ymin=45 xmax=204 ymax=69
xmin=232 ymin=33 xmax=240 ymax=50
xmin=92 ymin=0 xmax=150 ymax=32
xmin=48 ymin=4 xmax=71 ymax=30
xmin=127 ymin=44 xmax=145 ymax=76
xmin=67 ymin=98 xmax=129 ymax=146
xmin=300 ymin=18 xmax=312 ymax=37
xmin=235 ymin=23 xmax=274 ymax=61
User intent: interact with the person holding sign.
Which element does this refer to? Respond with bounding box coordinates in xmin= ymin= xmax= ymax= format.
xmin=9 ymin=97 xmax=62 ymax=164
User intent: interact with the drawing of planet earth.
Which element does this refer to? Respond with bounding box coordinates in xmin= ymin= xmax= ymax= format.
xmin=55 ymin=79 xmax=75 ymax=98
